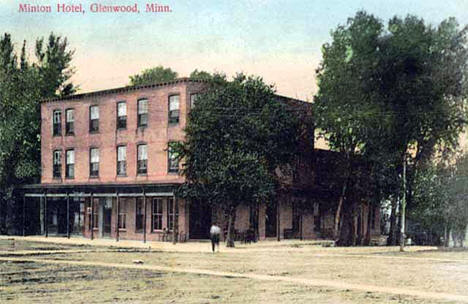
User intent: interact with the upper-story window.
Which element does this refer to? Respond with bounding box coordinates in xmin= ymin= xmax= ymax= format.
xmin=137 ymin=99 xmax=148 ymax=128
xmin=66 ymin=149 xmax=75 ymax=179
xmin=137 ymin=144 xmax=148 ymax=175
xmin=53 ymin=150 xmax=62 ymax=178
xmin=65 ymin=109 xmax=74 ymax=135
xmin=168 ymin=142 xmax=179 ymax=173
xmin=190 ymin=94 xmax=199 ymax=108
xmin=117 ymin=145 xmax=127 ymax=176
xmin=53 ymin=110 xmax=62 ymax=136
xmin=89 ymin=105 xmax=99 ymax=133
xmin=168 ymin=95 xmax=180 ymax=124
xmin=117 ymin=102 xmax=127 ymax=129
xmin=89 ymin=148 xmax=99 ymax=177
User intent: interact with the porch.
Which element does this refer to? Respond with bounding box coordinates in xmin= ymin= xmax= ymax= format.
xmin=16 ymin=183 xmax=186 ymax=243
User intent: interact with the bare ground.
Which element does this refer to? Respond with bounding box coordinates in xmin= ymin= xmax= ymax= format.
xmin=0 ymin=237 xmax=467 ymax=303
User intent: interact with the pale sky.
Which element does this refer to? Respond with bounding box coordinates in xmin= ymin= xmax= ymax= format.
xmin=1 ymin=0 xmax=468 ymax=100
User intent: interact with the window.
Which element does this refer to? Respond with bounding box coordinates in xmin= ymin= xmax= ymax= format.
xmin=66 ymin=149 xmax=75 ymax=179
xmin=118 ymin=200 xmax=126 ymax=230
xmin=168 ymin=95 xmax=180 ymax=124
xmin=137 ymin=99 xmax=148 ymax=127
xmin=117 ymin=146 xmax=127 ymax=176
xmin=152 ymin=198 xmax=163 ymax=231
xmin=65 ymin=109 xmax=74 ymax=135
xmin=117 ymin=102 xmax=127 ymax=129
xmin=53 ymin=110 xmax=61 ymax=136
xmin=190 ymin=93 xmax=199 ymax=108
xmin=89 ymin=105 xmax=99 ymax=132
xmin=167 ymin=198 xmax=178 ymax=231
xmin=137 ymin=144 xmax=148 ymax=174
xmin=168 ymin=142 xmax=179 ymax=173
xmin=89 ymin=148 xmax=99 ymax=177
xmin=53 ymin=150 xmax=62 ymax=178
xmin=136 ymin=198 xmax=144 ymax=232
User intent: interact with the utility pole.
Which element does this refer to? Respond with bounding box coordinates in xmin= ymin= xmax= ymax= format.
xmin=400 ymin=156 xmax=407 ymax=252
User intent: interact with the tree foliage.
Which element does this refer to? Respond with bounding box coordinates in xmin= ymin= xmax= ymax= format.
xmin=314 ymin=11 xmax=385 ymax=245
xmin=410 ymin=154 xmax=468 ymax=246
xmin=0 ymin=32 xmax=75 ymax=233
xmin=189 ymin=69 xmax=216 ymax=81
xmin=314 ymin=11 xmax=468 ymax=245
xmin=35 ymin=33 xmax=77 ymax=98
xmin=129 ymin=65 xmax=178 ymax=86
xmin=177 ymin=74 xmax=300 ymax=246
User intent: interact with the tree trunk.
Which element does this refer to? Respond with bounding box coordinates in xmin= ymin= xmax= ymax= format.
xmin=340 ymin=208 xmax=353 ymax=246
xmin=399 ymin=158 xmax=407 ymax=252
xmin=464 ymin=224 xmax=468 ymax=248
xmin=364 ymin=203 xmax=372 ymax=245
xmin=356 ymin=206 xmax=363 ymax=245
xmin=0 ymin=196 xmax=6 ymax=234
xmin=334 ymin=183 xmax=347 ymax=242
xmin=351 ymin=202 xmax=359 ymax=246
xmin=254 ymin=202 xmax=259 ymax=242
xmin=226 ymin=206 xmax=236 ymax=248
xmin=444 ymin=224 xmax=449 ymax=247
xmin=388 ymin=198 xmax=398 ymax=245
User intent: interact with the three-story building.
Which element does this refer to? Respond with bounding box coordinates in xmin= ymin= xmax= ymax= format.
xmin=19 ymin=78 xmax=380 ymax=243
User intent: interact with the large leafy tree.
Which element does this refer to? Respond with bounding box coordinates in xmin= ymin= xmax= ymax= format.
xmin=35 ymin=33 xmax=77 ymax=98
xmin=177 ymin=74 xmax=300 ymax=247
xmin=129 ymin=65 xmax=178 ymax=86
xmin=314 ymin=11 xmax=384 ymax=244
xmin=314 ymin=11 xmax=468 ymax=246
xmin=375 ymin=16 xmax=468 ymax=248
xmin=0 ymin=33 xmax=75 ymax=233
xmin=410 ymin=153 xmax=468 ymax=247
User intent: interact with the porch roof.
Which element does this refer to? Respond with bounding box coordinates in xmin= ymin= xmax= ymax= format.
xmin=16 ymin=182 xmax=181 ymax=197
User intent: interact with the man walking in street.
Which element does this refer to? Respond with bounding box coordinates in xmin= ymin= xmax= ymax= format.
xmin=210 ymin=223 xmax=221 ymax=253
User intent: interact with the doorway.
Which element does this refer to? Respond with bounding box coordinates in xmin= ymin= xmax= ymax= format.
xmin=189 ymin=200 xmax=212 ymax=239
xmin=102 ymin=198 xmax=112 ymax=237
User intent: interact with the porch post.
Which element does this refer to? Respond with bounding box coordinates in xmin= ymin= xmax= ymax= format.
xmin=116 ymin=192 xmax=119 ymax=242
xmin=90 ymin=193 xmax=94 ymax=240
xmin=172 ymin=194 xmax=177 ymax=244
xmin=276 ymin=200 xmax=280 ymax=242
xmin=44 ymin=193 xmax=48 ymax=238
xmin=143 ymin=188 xmax=147 ymax=243
xmin=66 ymin=193 xmax=70 ymax=239
xmin=22 ymin=195 xmax=26 ymax=237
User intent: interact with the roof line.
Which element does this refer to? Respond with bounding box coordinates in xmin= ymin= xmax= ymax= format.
xmin=44 ymin=77 xmax=309 ymax=104
xmin=43 ymin=77 xmax=208 ymax=103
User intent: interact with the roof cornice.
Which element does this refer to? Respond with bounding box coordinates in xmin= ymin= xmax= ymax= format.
xmin=42 ymin=77 xmax=208 ymax=103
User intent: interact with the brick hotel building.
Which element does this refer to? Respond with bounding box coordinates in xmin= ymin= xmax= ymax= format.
xmin=18 ymin=78 xmax=380 ymax=242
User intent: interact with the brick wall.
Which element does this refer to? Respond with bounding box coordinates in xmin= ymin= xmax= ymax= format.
xmin=41 ymin=81 xmax=206 ymax=184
